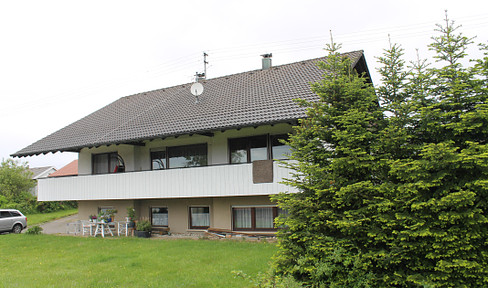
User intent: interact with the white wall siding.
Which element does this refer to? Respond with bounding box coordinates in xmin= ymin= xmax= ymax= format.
xmin=38 ymin=162 xmax=297 ymax=201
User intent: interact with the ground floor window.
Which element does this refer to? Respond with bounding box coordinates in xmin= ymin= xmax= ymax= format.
xmin=232 ymin=206 xmax=285 ymax=231
xmin=189 ymin=207 xmax=210 ymax=229
xmin=151 ymin=207 xmax=168 ymax=226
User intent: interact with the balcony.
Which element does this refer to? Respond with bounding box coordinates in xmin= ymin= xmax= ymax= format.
xmin=38 ymin=161 xmax=297 ymax=201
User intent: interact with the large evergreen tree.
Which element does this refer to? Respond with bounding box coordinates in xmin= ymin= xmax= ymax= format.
xmin=386 ymin=15 xmax=488 ymax=287
xmin=272 ymin=15 xmax=488 ymax=287
xmin=272 ymin=42 xmax=384 ymax=287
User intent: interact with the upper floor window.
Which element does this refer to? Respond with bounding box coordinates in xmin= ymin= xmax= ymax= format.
xmin=229 ymin=135 xmax=268 ymax=164
xmin=151 ymin=144 xmax=207 ymax=170
xmin=151 ymin=151 xmax=166 ymax=170
xmin=168 ymin=144 xmax=207 ymax=168
xmin=271 ymin=134 xmax=291 ymax=160
xmin=92 ymin=153 xmax=125 ymax=174
xmin=229 ymin=134 xmax=291 ymax=163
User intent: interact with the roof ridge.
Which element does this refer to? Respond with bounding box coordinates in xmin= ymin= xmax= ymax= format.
xmin=122 ymin=50 xmax=364 ymax=100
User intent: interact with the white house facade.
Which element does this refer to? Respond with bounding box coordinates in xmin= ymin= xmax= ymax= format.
xmin=13 ymin=51 xmax=370 ymax=234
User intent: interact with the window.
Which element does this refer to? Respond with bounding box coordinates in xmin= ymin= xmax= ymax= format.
xmin=229 ymin=134 xmax=291 ymax=163
xmin=189 ymin=207 xmax=210 ymax=229
xmin=151 ymin=207 xmax=168 ymax=226
xmin=92 ymin=153 xmax=125 ymax=174
xmin=0 ymin=211 xmax=11 ymax=218
xmin=229 ymin=135 xmax=268 ymax=164
xmin=168 ymin=144 xmax=207 ymax=168
xmin=98 ymin=207 xmax=114 ymax=215
xmin=10 ymin=211 xmax=21 ymax=217
xmin=271 ymin=134 xmax=291 ymax=160
xmin=151 ymin=151 xmax=166 ymax=170
xmin=232 ymin=207 xmax=285 ymax=231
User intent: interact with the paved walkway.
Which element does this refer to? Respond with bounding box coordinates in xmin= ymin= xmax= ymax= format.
xmin=39 ymin=214 xmax=80 ymax=235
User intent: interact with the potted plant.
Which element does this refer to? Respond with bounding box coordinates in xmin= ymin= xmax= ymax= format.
xmin=126 ymin=207 xmax=136 ymax=228
xmin=106 ymin=209 xmax=118 ymax=223
xmin=98 ymin=211 xmax=107 ymax=223
xmin=89 ymin=214 xmax=97 ymax=222
xmin=135 ymin=219 xmax=152 ymax=238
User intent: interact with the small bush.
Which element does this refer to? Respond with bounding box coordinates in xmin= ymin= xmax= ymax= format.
xmin=136 ymin=220 xmax=152 ymax=232
xmin=232 ymin=269 xmax=303 ymax=288
xmin=26 ymin=226 xmax=43 ymax=235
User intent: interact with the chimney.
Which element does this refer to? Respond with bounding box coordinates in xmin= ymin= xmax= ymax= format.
xmin=261 ymin=53 xmax=272 ymax=70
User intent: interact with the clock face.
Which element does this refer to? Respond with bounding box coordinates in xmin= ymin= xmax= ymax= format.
xmin=190 ymin=82 xmax=204 ymax=96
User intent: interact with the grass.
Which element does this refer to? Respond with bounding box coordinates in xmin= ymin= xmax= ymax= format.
xmin=26 ymin=208 xmax=78 ymax=226
xmin=0 ymin=234 xmax=277 ymax=287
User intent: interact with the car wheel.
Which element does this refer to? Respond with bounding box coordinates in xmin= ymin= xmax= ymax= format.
xmin=12 ymin=224 xmax=22 ymax=234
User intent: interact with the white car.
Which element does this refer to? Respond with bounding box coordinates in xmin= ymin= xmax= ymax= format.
xmin=0 ymin=209 xmax=27 ymax=234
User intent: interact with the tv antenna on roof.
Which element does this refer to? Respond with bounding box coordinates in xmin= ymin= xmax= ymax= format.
xmin=191 ymin=52 xmax=208 ymax=103
xmin=190 ymin=82 xmax=204 ymax=103
xmin=194 ymin=52 xmax=208 ymax=82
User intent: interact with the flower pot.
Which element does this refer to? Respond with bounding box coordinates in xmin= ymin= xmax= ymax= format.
xmin=135 ymin=231 xmax=151 ymax=238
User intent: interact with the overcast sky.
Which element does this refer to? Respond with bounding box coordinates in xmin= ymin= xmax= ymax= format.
xmin=1 ymin=0 xmax=487 ymax=169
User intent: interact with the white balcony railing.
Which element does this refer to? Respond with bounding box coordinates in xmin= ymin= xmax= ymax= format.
xmin=38 ymin=162 xmax=297 ymax=201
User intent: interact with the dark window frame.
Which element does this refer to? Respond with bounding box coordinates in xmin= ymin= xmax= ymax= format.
xmin=150 ymin=150 xmax=166 ymax=170
xmin=150 ymin=207 xmax=169 ymax=227
xmin=92 ymin=152 xmax=124 ymax=174
xmin=150 ymin=143 xmax=208 ymax=170
xmin=270 ymin=134 xmax=291 ymax=160
xmin=228 ymin=134 xmax=270 ymax=164
xmin=228 ymin=134 xmax=291 ymax=164
xmin=188 ymin=206 xmax=210 ymax=229
xmin=232 ymin=206 xmax=280 ymax=231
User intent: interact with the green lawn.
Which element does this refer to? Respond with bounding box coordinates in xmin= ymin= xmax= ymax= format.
xmin=0 ymin=234 xmax=277 ymax=287
xmin=26 ymin=209 xmax=78 ymax=226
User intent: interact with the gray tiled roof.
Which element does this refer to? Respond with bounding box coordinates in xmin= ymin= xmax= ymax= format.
xmin=29 ymin=166 xmax=56 ymax=179
xmin=12 ymin=51 xmax=367 ymax=157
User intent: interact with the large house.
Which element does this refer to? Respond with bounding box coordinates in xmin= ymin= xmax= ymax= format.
xmin=12 ymin=51 xmax=370 ymax=234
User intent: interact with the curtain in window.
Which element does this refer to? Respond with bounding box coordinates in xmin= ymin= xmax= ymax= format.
xmin=152 ymin=208 xmax=168 ymax=226
xmin=234 ymin=208 xmax=252 ymax=229
xmin=255 ymin=207 xmax=274 ymax=229
xmin=93 ymin=154 xmax=108 ymax=174
xmin=190 ymin=207 xmax=209 ymax=227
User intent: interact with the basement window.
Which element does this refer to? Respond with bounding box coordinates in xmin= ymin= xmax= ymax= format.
xmin=232 ymin=206 xmax=286 ymax=231
xmin=189 ymin=207 xmax=210 ymax=229
xmin=151 ymin=207 xmax=168 ymax=227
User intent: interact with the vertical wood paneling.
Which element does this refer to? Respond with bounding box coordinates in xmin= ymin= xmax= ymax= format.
xmin=38 ymin=163 xmax=298 ymax=201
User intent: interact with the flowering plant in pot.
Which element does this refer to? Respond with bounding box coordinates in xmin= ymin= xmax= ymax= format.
xmin=98 ymin=212 xmax=108 ymax=223
xmin=135 ymin=219 xmax=152 ymax=238
xmin=105 ymin=209 xmax=118 ymax=223
xmin=126 ymin=207 xmax=136 ymax=228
